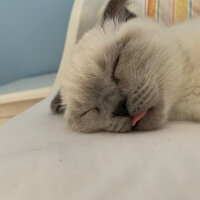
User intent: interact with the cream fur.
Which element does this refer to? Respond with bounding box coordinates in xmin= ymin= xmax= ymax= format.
xmin=59 ymin=16 xmax=200 ymax=132
xmin=169 ymin=19 xmax=200 ymax=121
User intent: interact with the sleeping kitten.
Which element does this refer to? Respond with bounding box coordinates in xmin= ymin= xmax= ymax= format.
xmin=51 ymin=0 xmax=200 ymax=133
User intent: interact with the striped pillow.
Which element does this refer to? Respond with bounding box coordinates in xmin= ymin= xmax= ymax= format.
xmin=99 ymin=0 xmax=200 ymax=26
xmin=138 ymin=0 xmax=200 ymax=25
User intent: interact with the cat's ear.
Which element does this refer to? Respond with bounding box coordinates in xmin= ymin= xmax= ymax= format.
xmin=101 ymin=0 xmax=136 ymax=26
xmin=51 ymin=92 xmax=66 ymax=114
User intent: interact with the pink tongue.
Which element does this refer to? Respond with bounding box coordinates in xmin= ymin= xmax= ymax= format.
xmin=132 ymin=111 xmax=147 ymax=127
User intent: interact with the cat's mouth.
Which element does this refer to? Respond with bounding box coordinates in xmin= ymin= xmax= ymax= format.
xmin=131 ymin=110 xmax=148 ymax=127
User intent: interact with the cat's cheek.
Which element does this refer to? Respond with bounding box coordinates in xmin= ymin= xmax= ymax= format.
xmin=65 ymin=112 xmax=85 ymax=133
xmin=133 ymin=100 xmax=167 ymax=131
xmin=65 ymin=114 xmax=79 ymax=132
xmin=133 ymin=113 xmax=167 ymax=131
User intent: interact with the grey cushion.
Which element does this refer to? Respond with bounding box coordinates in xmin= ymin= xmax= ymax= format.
xmin=0 ymin=96 xmax=200 ymax=199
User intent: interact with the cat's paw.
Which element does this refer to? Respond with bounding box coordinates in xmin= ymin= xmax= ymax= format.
xmin=50 ymin=92 xmax=66 ymax=114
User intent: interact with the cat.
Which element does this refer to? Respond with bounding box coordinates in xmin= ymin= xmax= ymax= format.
xmin=51 ymin=0 xmax=200 ymax=133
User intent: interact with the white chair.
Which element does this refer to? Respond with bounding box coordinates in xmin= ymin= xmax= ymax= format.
xmin=0 ymin=0 xmax=200 ymax=199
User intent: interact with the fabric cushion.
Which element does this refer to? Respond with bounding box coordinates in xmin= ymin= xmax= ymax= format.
xmin=0 ymin=97 xmax=200 ymax=199
xmin=99 ymin=0 xmax=200 ymax=26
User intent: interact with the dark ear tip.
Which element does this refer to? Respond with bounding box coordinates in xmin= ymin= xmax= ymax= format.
xmin=101 ymin=0 xmax=137 ymax=26
xmin=50 ymin=92 xmax=66 ymax=114
xmin=124 ymin=8 xmax=137 ymax=21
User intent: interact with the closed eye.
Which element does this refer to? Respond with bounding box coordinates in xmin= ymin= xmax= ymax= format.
xmin=80 ymin=107 xmax=99 ymax=117
xmin=112 ymin=55 xmax=120 ymax=83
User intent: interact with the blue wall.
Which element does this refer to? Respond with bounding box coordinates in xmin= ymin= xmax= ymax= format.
xmin=0 ymin=0 xmax=74 ymax=86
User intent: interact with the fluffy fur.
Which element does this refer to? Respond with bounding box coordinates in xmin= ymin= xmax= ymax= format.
xmin=51 ymin=0 xmax=200 ymax=133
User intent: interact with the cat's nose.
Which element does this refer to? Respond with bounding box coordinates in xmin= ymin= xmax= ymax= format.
xmin=112 ymin=99 xmax=129 ymax=117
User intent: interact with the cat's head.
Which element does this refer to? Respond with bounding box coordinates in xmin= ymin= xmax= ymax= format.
xmin=54 ymin=0 xmax=183 ymax=133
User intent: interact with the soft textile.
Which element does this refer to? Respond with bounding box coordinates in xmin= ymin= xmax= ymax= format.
xmin=99 ymin=0 xmax=200 ymax=26
xmin=141 ymin=0 xmax=200 ymax=25
xmin=0 ymin=97 xmax=200 ymax=199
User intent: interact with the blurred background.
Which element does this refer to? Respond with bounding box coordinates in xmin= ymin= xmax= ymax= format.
xmin=0 ymin=0 xmax=74 ymax=124
xmin=0 ymin=0 xmax=74 ymax=92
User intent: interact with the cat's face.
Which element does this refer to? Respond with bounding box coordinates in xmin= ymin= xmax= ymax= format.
xmin=59 ymin=0 xmax=183 ymax=133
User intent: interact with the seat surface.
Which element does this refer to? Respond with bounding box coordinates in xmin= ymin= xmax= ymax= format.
xmin=0 ymin=73 xmax=56 ymax=95
xmin=0 ymin=96 xmax=200 ymax=200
